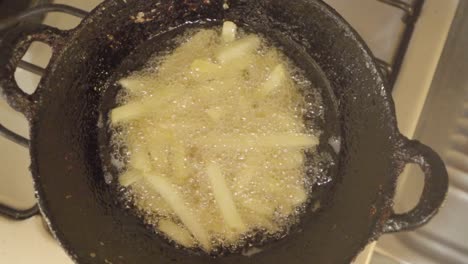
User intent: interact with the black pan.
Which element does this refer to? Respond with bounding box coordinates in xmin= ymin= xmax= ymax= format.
xmin=0 ymin=0 xmax=448 ymax=263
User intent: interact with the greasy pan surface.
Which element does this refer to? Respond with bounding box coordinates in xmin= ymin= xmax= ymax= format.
xmin=0 ymin=0 xmax=448 ymax=263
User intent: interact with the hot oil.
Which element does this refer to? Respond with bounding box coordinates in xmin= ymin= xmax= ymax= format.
xmin=109 ymin=24 xmax=330 ymax=254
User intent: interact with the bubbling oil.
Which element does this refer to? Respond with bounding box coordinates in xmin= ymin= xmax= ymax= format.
xmin=110 ymin=22 xmax=326 ymax=253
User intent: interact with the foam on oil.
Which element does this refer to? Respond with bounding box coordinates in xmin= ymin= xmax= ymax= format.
xmin=110 ymin=24 xmax=327 ymax=253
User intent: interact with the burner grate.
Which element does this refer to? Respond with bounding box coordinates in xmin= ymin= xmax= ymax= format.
xmin=375 ymin=0 xmax=425 ymax=87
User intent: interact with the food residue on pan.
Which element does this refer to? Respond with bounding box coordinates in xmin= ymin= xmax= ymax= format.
xmin=110 ymin=21 xmax=324 ymax=253
xmin=130 ymin=11 xmax=154 ymax=23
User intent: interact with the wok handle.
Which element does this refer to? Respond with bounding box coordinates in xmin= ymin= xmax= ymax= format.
xmin=382 ymin=138 xmax=448 ymax=233
xmin=0 ymin=23 xmax=67 ymax=117
xmin=0 ymin=23 xmax=67 ymax=146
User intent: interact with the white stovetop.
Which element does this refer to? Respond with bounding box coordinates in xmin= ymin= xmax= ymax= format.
xmin=0 ymin=0 xmax=457 ymax=263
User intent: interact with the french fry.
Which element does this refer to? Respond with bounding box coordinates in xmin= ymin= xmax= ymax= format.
xmin=157 ymin=30 xmax=218 ymax=74
xmin=222 ymin=21 xmax=237 ymax=42
xmin=257 ymin=134 xmax=318 ymax=148
xmin=119 ymin=169 xmax=143 ymax=187
xmin=111 ymin=85 xmax=185 ymax=124
xmin=111 ymin=101 xmax=149 ymax=124
xmin=258 ymin=64 xmax=288 ymax=96
xmin=206 ymin=163 xmax=246 ymax=232
xmin=158 ymin=219 xmax=196 ymax=248
xmin=198 ymin=133 xmax=318 ymax=149
xmin=133 ymin=181 xmax=174 ymax=217
xmin=144 ymin=174 xmax=211 ymax=250
xmin=216 ymin=35 xmax=261 ymax=64
xmin=118 ymin=77 xmax=154 ymax=94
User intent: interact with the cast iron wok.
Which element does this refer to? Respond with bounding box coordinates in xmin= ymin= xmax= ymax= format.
xmin=0 ymin=0 xmax=448 ymax=263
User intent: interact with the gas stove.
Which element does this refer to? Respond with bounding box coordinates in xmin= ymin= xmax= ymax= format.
xmin=0 ymin=0 xmax=461 ymax=263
